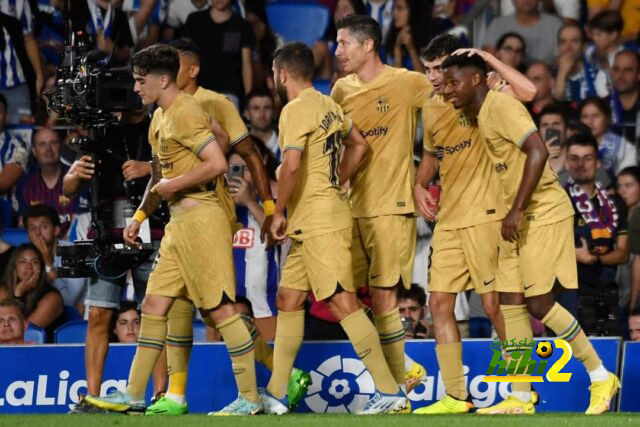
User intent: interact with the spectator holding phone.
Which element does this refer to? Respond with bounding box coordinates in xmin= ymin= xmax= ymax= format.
xmin=398 ymin=283 xmax=430 ymax=339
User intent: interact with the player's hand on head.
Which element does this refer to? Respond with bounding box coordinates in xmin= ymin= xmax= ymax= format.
xmin=123 ymin=221 xmax=142 ymax=248
xmin=501 ymin=208 xmax=523 ymax=242
xmin=69 ymin=155 xmax=95 ymax=180
xmin=414 ymin=184 xmax=437 ymax=221
xmin=452 ymin=48 xmax=489 ymax=61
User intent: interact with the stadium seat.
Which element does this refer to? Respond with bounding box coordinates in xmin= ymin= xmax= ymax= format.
xmin=1 ymin=228 xmax=29 ymax=246
xmin=24 ymin=324 xmax=46 ymax=344
xmin=266 ymin=1 xmax=330 ymax=47
xmin=62 ymin=305 xmax=82 ymax=322
xmin=313 ymin=79 xmax=331 ymax=95
xmin=193 ymin=320 xmax=207 ymax=342
xmin=54 ymin=320 xmax=88 ymax=344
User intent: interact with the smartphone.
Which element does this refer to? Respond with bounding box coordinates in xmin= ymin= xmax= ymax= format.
xmin=544 ymin=128 xmax=562 ymax=147
xmin=228 ymin=164 xmax=245 ymax=181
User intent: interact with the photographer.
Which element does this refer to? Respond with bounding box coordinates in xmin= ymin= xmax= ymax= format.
xmin=565 ymin=134 xmax=629 ymax=335
xmin=398 ymin=283 xmax=430 ymax=339
xmin=62 ymin=110 xmax=167 ymax=411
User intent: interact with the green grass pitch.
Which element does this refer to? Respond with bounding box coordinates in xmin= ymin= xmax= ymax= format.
xmin=1 ymin=413 xmax=639 ymax=427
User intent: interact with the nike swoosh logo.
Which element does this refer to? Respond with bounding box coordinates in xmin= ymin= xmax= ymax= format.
xmin=524 ymin=284 xmax=535 ymax=290
xmin=371 ymin=274 xmax=381 ymax=280
xmin=431 ymin=130 xmax=439 ymax=138
xmin=483 ymin=278 xmax=495 ymax=286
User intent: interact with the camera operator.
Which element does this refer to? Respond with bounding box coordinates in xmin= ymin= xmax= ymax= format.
xmin=62 ymin=109 xmax=168 ymax=411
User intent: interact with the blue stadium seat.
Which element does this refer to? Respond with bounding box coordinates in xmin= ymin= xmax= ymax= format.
xmin=266 ymin=1 xmax=330 ymax=47
xmin=193 ymin=320 xmax=207 ymax=342
xmin=24 ymin=324 xmax=45 ymax=344
xmin=313 ymin=79 xmax=331 ymax=95
xmin=54 ymin=320 xmax=88 ymax=343
xmin=1 ymin=228 xmax=29 ymax=246
xmin=62 ymin=305 xmax=82 ymax=322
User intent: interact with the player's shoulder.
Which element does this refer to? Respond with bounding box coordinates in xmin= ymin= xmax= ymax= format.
xmin=171 ymin=93 xmax=208 ymax=121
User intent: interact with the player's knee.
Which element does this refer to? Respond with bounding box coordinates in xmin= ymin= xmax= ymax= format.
xmin=428 ymin=293 xmax=454 ymax=318
xmin=526 ymin=293 xmax=555 ymax=320
xmin=276 ymin=291 xmax=305 ymax=312
xmin=326 ymin=292 xmax=359 ymax=321
xmin=87 ymin=306 xmax=112 ymax=327
xmin=370 ymin=286 xmax=398 ymax=313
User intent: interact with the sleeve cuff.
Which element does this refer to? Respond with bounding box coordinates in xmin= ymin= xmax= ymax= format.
xmin=517 ymin=128 xmax=539 ymax=148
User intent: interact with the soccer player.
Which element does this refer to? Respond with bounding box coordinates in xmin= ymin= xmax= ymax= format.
xmin=412 ymin=35 xmax=538 ymax=414
xmin=331 ymin=14 xmax=430 ymax=395
xmin=441 ymin=53 xmax=620 ymax=415
xmin=141 ymin=38 xmax=310 ymax=415
xmin=261 ymin=42 xmax=406 ymax=415
xmin=84 ymin=44 xmax=263 ymax=416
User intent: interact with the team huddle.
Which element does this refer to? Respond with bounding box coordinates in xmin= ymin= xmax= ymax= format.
xmin=83 ymin=15 xmax=620 ymax=416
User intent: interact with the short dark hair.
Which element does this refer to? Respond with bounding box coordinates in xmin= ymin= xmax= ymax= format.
xmin=0 ymin=299 xmax=26 ymax=320
xmin=631 ymin=306 xmax=640 ymax=317
xmin=580 ymin=96 xmax=612 ymax=120
xmin=421 ymin=34 xmax=464 ymax=62
xmin=441 ymin=52 xmax=488 ymax=75
xmin=565 ymin=133 xmax=599 ymax=156
xmin=398 ymin=284 xmax=427 ymax=307
xmin=273 ymin=42 xmax=315 ymax=81
xmin=23 ymin=204 xmax=60 ymax=228
xmin=132 ymin=44 xmax=180 ymax=82
xmin=617 ymin=166 xmax=640 ymax=185
xmin=538 ymin=103 xmax=568 ymax=126
xmin=589 ymin=10 xmax=624 ymax=34
xmin=0 ymin=93 xmax=6 ymax=110
xmin=496 ymin=32 xmax=526 ymax=53
xmin=558 ymin=23 xmax=586 ymax=44
xmin=246 ymin=88 xmax=274 ymax=106
xmin=336 ymin=14 xmax=382 ymax=51
xmin=170 ymin=38 xmax=201 ymax=63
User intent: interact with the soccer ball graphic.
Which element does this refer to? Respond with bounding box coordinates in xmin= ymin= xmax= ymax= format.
xmin=536 ymin=341 xmax=554 ymax=359
xmin=304 ymin=355 xmax=375 ymax=413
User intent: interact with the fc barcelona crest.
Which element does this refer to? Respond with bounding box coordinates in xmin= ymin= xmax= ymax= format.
xmin=376 ymin=98 xmax=390 ymax=113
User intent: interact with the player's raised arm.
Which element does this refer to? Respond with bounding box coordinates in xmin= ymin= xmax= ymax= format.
xmin=503 ymin=132 xmax=549 ymax=241
xmin=452 ymin=48 xmax=537 ymax=102
xmin=339 ymin=125 xmax=369 ymax=185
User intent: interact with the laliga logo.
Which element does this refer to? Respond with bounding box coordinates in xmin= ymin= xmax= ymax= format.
xmin=304 ymin=355 xmax=375 ymax=413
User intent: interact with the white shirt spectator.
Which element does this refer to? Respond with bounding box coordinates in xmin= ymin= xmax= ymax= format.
xmin=165 ymin=0 xmax=210 ymax=30
xmin=363 ymin=0 xmax=393 ymax=39
xmin=499 ymin=0 xmax=580 ymax=21
xmin=599 ymin=130 xmax=637 ymax=176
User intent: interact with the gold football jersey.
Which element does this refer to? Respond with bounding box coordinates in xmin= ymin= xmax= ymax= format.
xmin=331 ymin=66 xmax=432 ymax=218
xmin=278 ymin=87 xmax=353 ymax=240
xmin=149 ymin=93 xmax=219 ymax=206
xmin=477 ymin=90 xmax=573 ymax=227
xmin=423 ymin=93 xmax=506 ymax=230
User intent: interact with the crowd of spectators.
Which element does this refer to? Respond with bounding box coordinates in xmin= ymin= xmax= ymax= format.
xmin=1 ymin=0 xmax=640 ymax=345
